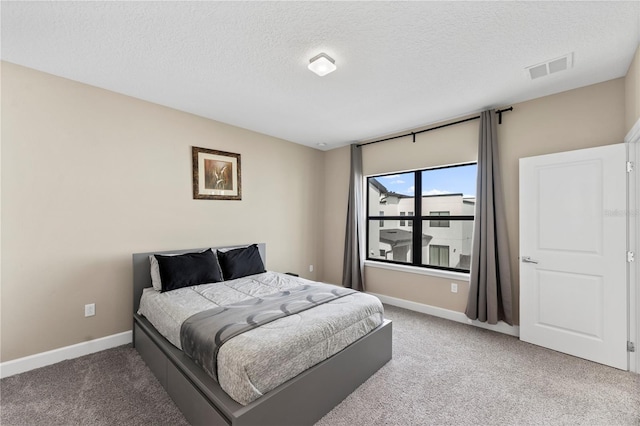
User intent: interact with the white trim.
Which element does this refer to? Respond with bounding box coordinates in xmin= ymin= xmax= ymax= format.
xmin=0 ymin=330 xmax=132 ymax=379
xmin=364 ymin=260 xmax=470 ymax=282
xmin=626 ymin=117 xmax=640 ymax=374
xmin=369 ymin=292 xmax=519 ymax=337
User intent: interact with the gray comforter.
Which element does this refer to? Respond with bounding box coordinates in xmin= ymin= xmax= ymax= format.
xmin=181 ymin=283 xmax=356 ymax=381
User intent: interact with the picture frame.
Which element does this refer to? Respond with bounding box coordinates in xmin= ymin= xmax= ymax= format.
xmin=192 ymin=146 xmax=241 ymax=200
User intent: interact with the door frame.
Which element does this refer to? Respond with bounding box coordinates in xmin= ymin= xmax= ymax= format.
xmin=625 ymin=118 xmax=640 ymax=374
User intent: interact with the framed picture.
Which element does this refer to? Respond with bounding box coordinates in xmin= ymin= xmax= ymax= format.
xmin=192 ymin=146 xmax=241 ymax=200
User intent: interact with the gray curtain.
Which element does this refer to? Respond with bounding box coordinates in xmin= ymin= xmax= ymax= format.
xmin=465 ymin=110 xmax=513 ymax=325
xmin=342 ymin=144 xmax=365 ymax=291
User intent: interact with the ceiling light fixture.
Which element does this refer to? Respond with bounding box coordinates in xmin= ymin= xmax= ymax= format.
xmin=308 ymin=53 xmax=336 ymax=77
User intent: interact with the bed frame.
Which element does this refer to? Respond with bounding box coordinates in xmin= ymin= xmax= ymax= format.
xmin=132 ymin=244 xmax=392 ymax=426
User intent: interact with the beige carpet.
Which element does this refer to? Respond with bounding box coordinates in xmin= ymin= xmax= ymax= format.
xmin=1 ymin=305 xmax=639 ymax=425
xmin=317 ymin=305 xmax=640 ymax=425
xmin=0 ymin=344 xmax=188 ymax=425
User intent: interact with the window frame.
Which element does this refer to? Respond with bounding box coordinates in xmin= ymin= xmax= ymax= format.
xmin=365 ymin=162 xmax=476 ymax=273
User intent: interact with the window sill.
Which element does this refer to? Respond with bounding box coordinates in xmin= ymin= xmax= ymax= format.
xmin=364 ymin=260 xmax=470 ymax=282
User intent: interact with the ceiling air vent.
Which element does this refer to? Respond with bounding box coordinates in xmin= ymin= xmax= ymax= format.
xmin=526 ymin=53 xmax=573 ymax=80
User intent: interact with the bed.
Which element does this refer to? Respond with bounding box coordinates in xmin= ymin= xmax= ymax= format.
xmin=132 ymin=243 xmax=392 ymax=425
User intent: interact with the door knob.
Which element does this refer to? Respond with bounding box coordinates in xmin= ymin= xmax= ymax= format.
xmin=521 ymin=256 xmax=539 ymax=264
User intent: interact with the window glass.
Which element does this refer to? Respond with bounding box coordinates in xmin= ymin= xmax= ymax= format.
xmin=367 ymin=220 xmax=413 ymax=263
xmin=368 ymin=172 xmax=415 ymax=217
xmin=368 ymin=173 xmax=415 ymax=258
xmin=421 ymin=164 xmax=477 ymax=198
xmin=421 ymin=220 xmax=473 ymax=270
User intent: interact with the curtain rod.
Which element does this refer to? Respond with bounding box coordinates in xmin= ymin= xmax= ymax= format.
xmin=356 ymin=107 xmax=513 ymax=148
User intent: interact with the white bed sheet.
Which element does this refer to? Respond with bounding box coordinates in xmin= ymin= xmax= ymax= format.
xmin=137 ymin=271 xmax=384 ymax=405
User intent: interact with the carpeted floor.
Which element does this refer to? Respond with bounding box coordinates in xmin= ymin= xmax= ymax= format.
xmin=0 ymin=343 xmax=188 ymax=426
xmin=1 ymin=305 xmax=639 ymax=425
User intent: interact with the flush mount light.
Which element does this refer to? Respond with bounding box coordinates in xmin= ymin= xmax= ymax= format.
xmin=308 ymin=53 xmax=336 ymax=77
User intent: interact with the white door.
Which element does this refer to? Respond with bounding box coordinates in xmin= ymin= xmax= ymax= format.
xmin=519 ymin=144 xmax=627 ymax=370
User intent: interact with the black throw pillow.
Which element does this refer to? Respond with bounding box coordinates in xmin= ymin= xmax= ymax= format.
xmin=156 ymin=249 xmax=223 ymax=292
xmin=217 ymin=244 xmax=266 ymax=280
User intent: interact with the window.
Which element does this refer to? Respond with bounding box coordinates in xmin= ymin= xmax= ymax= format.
xmin=366 ymin=163 xmax=476 ymax=273
xmin=429 ymin=245 xmax=450 ymax=267
xmin=367 ymin=172 xmax=415 ymax=264
xmin=429 ymin=211 xmax=450 ymax=228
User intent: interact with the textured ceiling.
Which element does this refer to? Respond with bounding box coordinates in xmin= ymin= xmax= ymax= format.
xmin=2 ymin=1 xmax=639 ymax=150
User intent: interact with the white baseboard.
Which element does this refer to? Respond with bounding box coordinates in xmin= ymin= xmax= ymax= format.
xmin=369 ymin=292 xmax=520 ymax=337
xmin=0 ymin=296 xmax=520 ymax=378
xmin=0 ymin=330 xmax=132 ymax=379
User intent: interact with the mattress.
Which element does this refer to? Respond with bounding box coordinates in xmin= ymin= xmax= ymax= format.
xmin=137 ymin=271 xmax=384 ymax=405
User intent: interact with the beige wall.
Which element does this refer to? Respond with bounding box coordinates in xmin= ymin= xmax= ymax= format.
xmin=1 ymin=61 xmax=631 ymax=362
xmin=321 ymin=78 xmax=626 ymax=324
xmin=1 ymin=62 xmax=324 ymax=362
xmin=362 ymin=117 xmax=478 ymax=176
xmin=321 ymin=145 xmax=350 ymax=286
xmin=499 ymin=78 xmax=626 ymax=323
xmin=626 ymin=44 xmax=640 ymax=133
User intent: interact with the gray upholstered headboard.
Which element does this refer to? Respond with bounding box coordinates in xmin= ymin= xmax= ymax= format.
xmin=132 ymin=243 xmax=266 ymax=314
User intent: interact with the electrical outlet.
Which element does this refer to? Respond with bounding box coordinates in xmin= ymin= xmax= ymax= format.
xmin=85 ymin=303 xmax=95 ymax=317
xmin=309 ymin=265 xmax=314 ymax=272
xmin=451 ymin=283 xmax=458 ymax=293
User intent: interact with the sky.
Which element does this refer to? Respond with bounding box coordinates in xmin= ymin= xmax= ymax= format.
xmin=376 ymin=164 xmax=477 ymax=197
